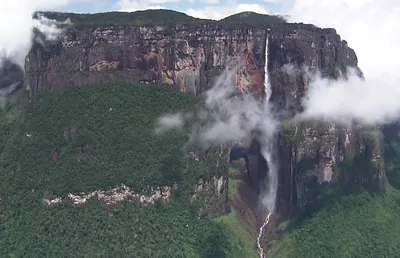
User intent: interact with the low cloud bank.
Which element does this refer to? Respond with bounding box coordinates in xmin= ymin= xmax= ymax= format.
xmin=0 ymin=1 xmax=73 ymax=68
xmin=288 ymin=0 xmax=400 ymax=126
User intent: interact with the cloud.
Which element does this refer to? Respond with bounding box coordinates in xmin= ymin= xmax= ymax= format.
xmin=186 ymin=3 xmax=269 ymax=20
xmin=0 ymin=0 xmax=76 ymax=100
xmin=117 ymin=0 xmax=179 ymax=12
xmin=287 ymin=0 xmax=400 ymax=125
xmin=155 ymin=67 xmax=279 ymax=211
xmin=0 ymin=0 xmax=77 ymax=69
xmin=155 ymin=113 xmax=185 ymax=135
xmin=156 ymin=67 xmax=278 ymax=150
xmin=200 ymin=0 xmax=220 ymax=4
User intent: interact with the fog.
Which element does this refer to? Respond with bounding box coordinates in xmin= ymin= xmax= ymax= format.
xmin=288 ymin=0 xmax=400 ymax=125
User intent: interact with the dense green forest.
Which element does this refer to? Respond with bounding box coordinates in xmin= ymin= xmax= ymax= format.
xmin=275 ymin=190 xmax=400 ymax=257
xmin=268 ymin=124 xmax=400 ymax=257
xmin=0 ymin=83 xmax=252 ymax=257
xmin=35 ymin=10 xmax=286 ymax=27
xmin=2 ymin=81 xmax=400 ymax=257
xmin=0 ymin=83 xmax=224 ymax=195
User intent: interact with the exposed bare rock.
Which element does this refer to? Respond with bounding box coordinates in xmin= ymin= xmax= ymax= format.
xmin=190 ymin=175 xmax=229 ymax=218
xmin=43 ymin=183 xmax=175 ymax=206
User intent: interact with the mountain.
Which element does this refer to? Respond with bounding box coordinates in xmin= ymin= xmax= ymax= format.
xmin=0 ymin=9 xmax=399 ymax=258
xmin=25 ymin=11 xmax=365 ymax=217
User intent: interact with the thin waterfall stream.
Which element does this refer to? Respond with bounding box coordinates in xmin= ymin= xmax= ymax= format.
xmin=256 ymin=34 xmax=278 ymax=258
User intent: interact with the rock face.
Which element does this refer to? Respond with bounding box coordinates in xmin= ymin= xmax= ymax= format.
xmin=191 ymin=175 xmax=229 ymax=218
xmin=0 ymin=60 xmax=24 ymax=98
xmin=24 ymin=19 xmax=384 ymax=220
xmin=25 ymin=24 xmax=266 ymax=96
xmin=267 ymin=24 xmax=359 ymax=114
xmin=267 ymin=24 xmax=384 ymax=218
xmin=277 ymin=123 xmax=384 ymax=218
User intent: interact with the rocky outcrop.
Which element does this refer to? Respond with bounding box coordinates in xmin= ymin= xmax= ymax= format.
xmin=191 ymin=175 xmax=229 ymax=218
xmin=43 ymin=183 xmax=177 ymax=206
xmin=43 ymin=175 xmax=228 ymax=216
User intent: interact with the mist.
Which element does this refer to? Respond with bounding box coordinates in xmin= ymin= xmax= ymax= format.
xmin=155 ymin=68 xmax=278 ymax=151
xmin=288 ymin=0 xmax=400 ymax=126
xmin=0 ymin=1 xmax=76 ymax=69
xmin=0 ymin=0 xmax=77 ymax=102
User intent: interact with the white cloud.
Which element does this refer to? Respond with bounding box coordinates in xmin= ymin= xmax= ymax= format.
xmin=117 ymin=0 xmax=179 ymax=12
xmin=288 ymin=0 xmax=400 ymax=125
xmin=155 ymin=67 xmax=279 ymax=211
xmin=186 ymin=3 xmax=269 ymax=20
xmin=200 ymin=0 xmax=220 ymax=4
xmin=0 ymin=0 xmax=78 ymax=69
xmin=155 ymin=113 xmax=185 ymax=135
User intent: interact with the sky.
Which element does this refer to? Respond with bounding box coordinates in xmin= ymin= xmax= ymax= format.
xmin=58 ymin=0 xmax=294 ymax=20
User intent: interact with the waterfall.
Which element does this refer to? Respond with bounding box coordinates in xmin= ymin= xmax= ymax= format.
xmin=256 ymin=34 xmax=278 ymax=258
xmin=264 ymin=36 xmax=272 ymax=102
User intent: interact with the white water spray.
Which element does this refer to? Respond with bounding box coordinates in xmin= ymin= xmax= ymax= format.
xmin=264 ymin=36 xmax=272 ymax=102
xmin=256 ymin=35 xmax=278 ymax=258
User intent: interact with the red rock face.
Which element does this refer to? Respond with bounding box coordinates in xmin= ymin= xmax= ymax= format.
xmin=25 ymin=24 xmax=266 ymax=96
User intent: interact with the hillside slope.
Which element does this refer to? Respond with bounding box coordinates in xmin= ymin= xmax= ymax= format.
xmin=0 ymin=83 xmax=255 ymax=257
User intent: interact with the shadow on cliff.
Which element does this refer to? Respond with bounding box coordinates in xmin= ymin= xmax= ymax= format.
xmin=382 ymin=123 xmax=400 ymax=190
xmin=289 ymin=154 xmax=382 ymax=229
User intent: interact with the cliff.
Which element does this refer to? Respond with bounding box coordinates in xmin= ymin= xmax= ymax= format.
xmin=25 ymin=23 xmax=266 ymax=96
xmin=23 ymin=11 xmax=384 ymax=221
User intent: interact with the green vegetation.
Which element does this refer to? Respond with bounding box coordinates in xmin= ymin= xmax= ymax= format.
xmin=228 ymin=159 xmax=244 ymax=200
xmin=0 ymin=83 xmax=224 ymax=195
xmin=216 ymin=210 xmax=257 ymax=258
xmin=282 ymin=119 xmax=296 ymax=141
xmin=280 ymin=191 xmax=400 ymax=258
xmin=0 ymin=193 xmax=232 ymax=258
xmin=215 ymin=159 xmax=257 ymax=258
xmin=219 ymin=11 xmax=286 ymax=26
xmin=36 ymin=10 xmax=212 ymax=27
xmin=0 ymin=104 xmax=18 ymax=154
xmin=383 ymin=124 xmax=400 ymax=189
xmin=272 ymin=124 xmax=400 ymax=257
xmin=0 ymin=83 xmax=246 ymax=257
xmin=35 ymin=10 xmax=285 ymax=27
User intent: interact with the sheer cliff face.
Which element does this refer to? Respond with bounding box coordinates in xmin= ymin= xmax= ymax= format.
xmin=268 ymin=25 xmax=384 ymax=218
xmin=25 ymin=24 xmax=265 ymax=96
xmin=268 ymin=24 xmax=358 ymax=113
xmin=24 ymin=22 xmax=384 ymax=219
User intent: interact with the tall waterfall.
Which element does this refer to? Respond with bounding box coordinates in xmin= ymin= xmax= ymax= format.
xmin=256 ymin=34 xmax=278 ymax=258
xmin=264 ymin=36 xmax=272 ymax=102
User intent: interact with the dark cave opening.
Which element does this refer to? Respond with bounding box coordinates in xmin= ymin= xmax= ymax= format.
xmin=230 ymin=139 xmax=268 ymax=194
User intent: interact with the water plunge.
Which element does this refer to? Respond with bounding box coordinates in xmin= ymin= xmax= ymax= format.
xmin=256 ymin=34 xmax=278 ymax=258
